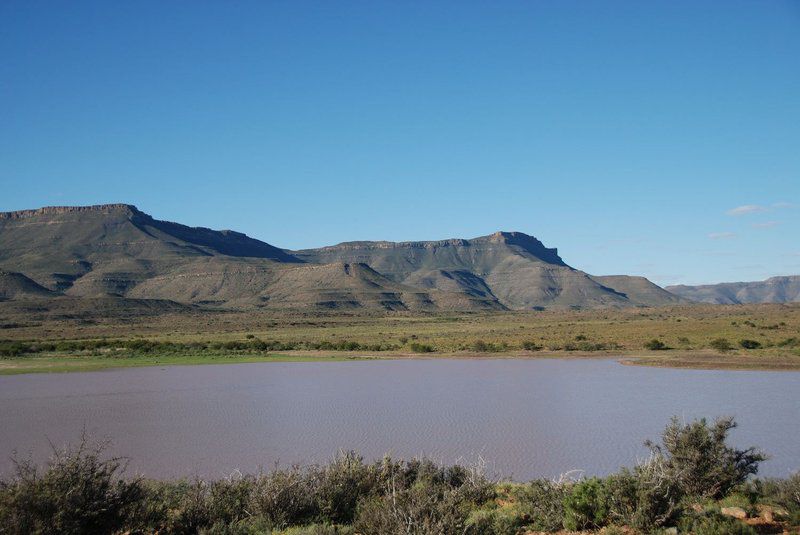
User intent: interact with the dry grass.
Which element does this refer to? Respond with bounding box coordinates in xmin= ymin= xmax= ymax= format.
xmin=1 ymin=302 xmax=799 ymax=372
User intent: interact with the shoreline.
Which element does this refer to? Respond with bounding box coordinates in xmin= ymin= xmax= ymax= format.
xmin=2 ymin=348 xmax=798 ymax=375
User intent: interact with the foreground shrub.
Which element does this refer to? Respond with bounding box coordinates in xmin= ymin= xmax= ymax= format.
xmin=0 ymin=439 xmax=143 ymax=534
xmin=514 ymin=479 xmax=567 ymax=531
xmin=605 ymin=457 xmax=682 ymax=530
xmin=353 ymin=459 xmax=493 ymax=535
xmin=354 ymin=484 xmax=471 ymax=535
xmin=313 ymin=451 xmax=378 ymax=524
xmin=677 ymin=509 xmax=756 ymax=535
xmin=648 ymin=416 xmax=766 ymax=499
xmin=562 ymin=477 xmax=610 ymax=530
xmin=249 ymin=466 xmax=316 ymax=529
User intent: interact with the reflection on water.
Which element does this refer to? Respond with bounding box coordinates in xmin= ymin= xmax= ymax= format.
xmin=0 ymin=359 xmax=798 ymax=479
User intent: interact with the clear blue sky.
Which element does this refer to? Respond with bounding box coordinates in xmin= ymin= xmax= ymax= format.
xmin=2 ymin=1 xmax=798 ymax=286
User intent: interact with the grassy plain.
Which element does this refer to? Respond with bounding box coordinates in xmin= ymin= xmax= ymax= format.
xmin=1 ymin=302 xmax=799 ymax=374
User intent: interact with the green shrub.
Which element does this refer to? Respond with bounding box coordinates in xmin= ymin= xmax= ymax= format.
xmin=354 ymin=484 xmax=470 ymax=535
xmin=521 ymin=341 xmax=542 ymax=351
xmin=275 ymin=524 xmax=355 ymax=535
xmin=647 ymin=416 xmax=766 ymax=499
xmin=248 ymin=467 xmax=316 ymax=529
xmin=0 ymin=438 xmax=143 ymax=534
xmin=677 ymin=510 xmax=756 ymax=535
xmin=313 ymin=451 xmax=378 ymax=524
xmin=408 ymin=342 xmax=434 ymax=353
xmin=739 ymin=339 xmax=762 ymax=349
xmin=709 ymin=338 xmax=733 ymax=352
xmin=513 ymin=479 xmax=566 ymax=531
xmin=644 ymin=339 xmax=667 ymax=350
xmin=562 ymin=478 xmax=610 ymax=530
xmin=465 ymin=507 xmax=522 ymax=535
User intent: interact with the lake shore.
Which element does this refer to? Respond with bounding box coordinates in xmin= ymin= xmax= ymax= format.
xmin=2 ymin=347 xmax=799 ymax=375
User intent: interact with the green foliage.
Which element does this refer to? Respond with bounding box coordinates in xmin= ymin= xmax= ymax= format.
xmin=513 ymin=479 xmax=566 ymax=531
xmin=248 ymin=467 xmax=316 ymax=529
xmin=408 ymin=342 xmax=435 ymax=353
xmin=562 ymin=477 xmax=610 ymax=530
xmin=709 ymin=338 xmax=733 ymax=352
xmin=739 ymin=339 xmax=762 ymax=349
xmin=677 ymin=510 xmax=757 ymax=535
xmin=604 ymin=461 xmax=682 ymax=530
xmin=647 ymin=416 xmax=766 ymax=499
xmin=470 ymin=339 xmax=506 ymax=352
xmin=645 ymin=339 xmax=668 ymax=350
xmin=0 ymin=438 xmax=143 ymax=534
xmin=0 ymin=416 xmax=786 ymax=534
xmin=521 ymin=340 xmax=542 ymax=351
xmin=313 ymin=451 xmax=378 ymax=524
xmin=465 ymin=507 xmax=522 ymax=535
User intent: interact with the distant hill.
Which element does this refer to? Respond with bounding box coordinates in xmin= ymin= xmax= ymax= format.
xmin=666 ymin=276 xmax=800 ymax=304
xmin=0 ymin=204 xmax=682 ymax=311
xmin=0 ymin=271 xmax=57 ymax=301
xmin=294 ymin=232 xmax=682 ymax=309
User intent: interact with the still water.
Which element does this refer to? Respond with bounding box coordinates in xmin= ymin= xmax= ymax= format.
xmin=0 ymin=359 xmax=797 ymax=479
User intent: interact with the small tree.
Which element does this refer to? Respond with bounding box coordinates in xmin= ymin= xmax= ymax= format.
xmin=644 ymin=339 xmax=667 ymax=351
xmin=646 ymin=417 xmax=766 ymax=499
xmin=709 ymin=338 xmax=733 ymax=352
xmin=739 ymin=339 xmax=761 ymax=349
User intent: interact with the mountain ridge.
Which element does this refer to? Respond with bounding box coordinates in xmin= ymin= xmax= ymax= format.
xmin=0 ymin=204 xmax=685 ymax=311
xmin=667 ymin=276 xmax=800 ymax=304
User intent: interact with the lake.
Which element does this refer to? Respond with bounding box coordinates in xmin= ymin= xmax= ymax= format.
xmin=0 ymin=358 xmax=798 ymax=480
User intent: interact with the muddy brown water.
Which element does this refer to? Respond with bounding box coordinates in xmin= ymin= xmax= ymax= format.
xmin=0 ymin=359 xmax=797 ymax=479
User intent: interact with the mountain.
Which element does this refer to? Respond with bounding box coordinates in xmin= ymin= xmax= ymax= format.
xmin=294 ymin=232 xmax=680 ymax=309
xmin=589 ymin=275 xmax=686 ymax=306
xmin=0 ymin=271 xmax=57 ymax=300
xmin=0 ymin=204 xmax=680 ymax=311
xmin=666 ymin=276 xmax=800 ymax=304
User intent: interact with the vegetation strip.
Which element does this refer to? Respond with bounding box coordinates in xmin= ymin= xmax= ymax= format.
xmin=1 ymin=417 xmax=797 ymax=534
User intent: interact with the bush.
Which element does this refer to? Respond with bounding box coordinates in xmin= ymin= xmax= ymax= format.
xmin=605 ymin=460 xmax=682 ymax=530
xmin=677 ymin=509 xmax=756 ymax=535
xmin=644 ymin=339 xmax=668 ymax=351
xmin=354 ymin=484 xmax=471 ymax=535
xmin=465 ymin=507 xmax=522 ymax=535
xmin=470 ymin=340 xmax=506 ymax=352
xmin=739 ymin=339 xmax=762 ymax=349
xmin=562 ymin=478 xmax=610 ymax=530
xmin=647 ymin=416 xmax=766 ymax=499
xmin=248 ymin=466 xmax=316 ymax=529
xmin=0 ymin=438 xmax=143 ymax=534
xmin=709 ymin=338 xmax=733 ymax=352
xmin=515 ymin=479 xmax=566 ymax=531
xmin=521 ymin=341 xmax=542 ymax=351
xmin=408 ymin=342 xmax=434 ymax=353
xmin=313 ymin=451 xmax=378 ymax=524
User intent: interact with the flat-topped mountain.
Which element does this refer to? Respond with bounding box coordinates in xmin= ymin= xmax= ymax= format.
xmin=0 ymin=204 xmax=683 ymax=311
xmin=295 ymin=232 xmax=679 ymax=309
xmin=667 ymin=276 xmax=800 ymax=304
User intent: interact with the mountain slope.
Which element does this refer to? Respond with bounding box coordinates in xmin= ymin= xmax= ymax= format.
xmin=0 ymin=271 xmax=58 ymax=300
xmin=0 ymin=205 xmax=682 ymax=311
xmin=666 ymin=276 xmax=800 ymax=304
xmin=0 ymin=204 xmax=300 ymax=296
xmin=294 ymin=232 xmax=675 ymax=310
xmin=590 ymin=275 xmax=687 ymax=306
xmin=0 ymin=205 xmax=501 ymax=310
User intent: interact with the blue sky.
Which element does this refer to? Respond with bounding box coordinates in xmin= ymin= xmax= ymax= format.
xmin=1 ymin=1 xmax=798 ymax=286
